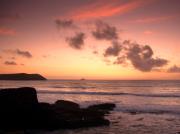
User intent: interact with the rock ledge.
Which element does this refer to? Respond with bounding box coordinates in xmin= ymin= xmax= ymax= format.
xmin=0 ymin=87 xmax=116 ymax=130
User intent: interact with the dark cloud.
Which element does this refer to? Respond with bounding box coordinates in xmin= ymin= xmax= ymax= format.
xmin=90 ymin=21 xmax=168 ymax=72
xmin=4 ymin=49 xmax=32 ymax=58
xmin=15 ymin=49 xmax=32 ymax=58
xmin=167 ymin=65 xmax=180 ymax=73
xmin=66 ymin=32 xmax=85 ymax=50
xmin=92 ymin=20 xmax=118 ymax=41
xmin=127 ymin=44 xmax=168 ymax=72
xmin=55 ymin=19 xmax=75 ymax=30
xmin=4 ymin=61 xmax=17 ymax=65
xmin=113 ymin=56 xmax=127 ymax=65
xmin=55 ymin=19 xmax=169 ymax=72
xmin=104 ymin=41 xmax=122 ymax=57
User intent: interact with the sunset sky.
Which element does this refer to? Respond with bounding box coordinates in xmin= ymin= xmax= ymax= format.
xmin=0 ymin=0 xmax=180 ymax=80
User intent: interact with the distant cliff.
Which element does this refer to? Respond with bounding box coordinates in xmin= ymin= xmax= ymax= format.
xmin=0 ymin=73 xmax=47 ymax=80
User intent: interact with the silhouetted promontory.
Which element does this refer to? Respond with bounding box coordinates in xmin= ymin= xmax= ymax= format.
xmin=0 ymin=87 xmax=116 ymax=131
xmin=0 ymin=73 xmax=47 ymax=80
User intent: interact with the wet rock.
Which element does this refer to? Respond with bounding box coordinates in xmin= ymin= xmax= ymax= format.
xmin=136 ymin=117 xmax=144 ymax=121
xmin=88 ymin=103 xmax=116 ymax=110
xmin=0 ymin=87 xmax=41 ymax=130
xmin=0 ymin=87 xmax=38 ymax=108
xmin=129 ymin=111 xmax=138 ymax=115
xmin=87 ymin=103 xmax=116 ymax=114
xmin=53 ymin=100 xmax=80 ymax=110
xmin=0 ymin=87 xmax=115 ymax=130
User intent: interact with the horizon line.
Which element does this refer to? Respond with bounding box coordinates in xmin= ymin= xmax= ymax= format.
xmin=47 ymin=79 xmax=180 ymax=81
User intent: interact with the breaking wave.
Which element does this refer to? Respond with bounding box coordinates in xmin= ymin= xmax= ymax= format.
xmin=38 ymin=90 xmax=180 ymax=98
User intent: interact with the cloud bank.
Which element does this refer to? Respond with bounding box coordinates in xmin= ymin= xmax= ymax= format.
xmin=91 ymin=20 xmax=168 ymax=72
xmin=54 ymin=19 xmax=169 ymax=72
xmin=101 ymin=39 xmax=168 ymax=72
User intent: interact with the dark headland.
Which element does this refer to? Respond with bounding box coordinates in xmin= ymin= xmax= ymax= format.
xmin=0 ymin=73 xmax=47 ymax=80
xmin=0 ymin=87 xmax=116 ymax=131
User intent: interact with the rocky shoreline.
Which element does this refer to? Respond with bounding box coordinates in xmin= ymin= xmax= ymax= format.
xmin=0 ymin=87 xmax=115 ymax=131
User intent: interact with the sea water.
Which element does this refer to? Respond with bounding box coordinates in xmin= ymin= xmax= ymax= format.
xmin=0 ymin=80 xmax=180 ymax=134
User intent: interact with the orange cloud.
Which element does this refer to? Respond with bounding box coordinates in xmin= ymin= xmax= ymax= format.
xmin=132 ymin=15 xmax=179 ymax=23
xmin=70 ymin=0 xmax=151 ymax=20
xmin=0 ymin=27 xmax=16 ymax=36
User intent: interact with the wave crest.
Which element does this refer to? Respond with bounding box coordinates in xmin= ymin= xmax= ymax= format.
xmin=38 ymin=90 xmax=180 ymax=98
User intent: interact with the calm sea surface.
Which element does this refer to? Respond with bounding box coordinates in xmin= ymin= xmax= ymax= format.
xmin=0 ymin=80 xmax=180 ymax=134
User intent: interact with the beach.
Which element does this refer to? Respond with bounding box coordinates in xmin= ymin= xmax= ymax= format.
xmin=0 ymin=80 xmax=180 ymax=134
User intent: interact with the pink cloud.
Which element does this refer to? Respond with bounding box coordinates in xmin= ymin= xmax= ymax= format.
xmin=0 ymin=27 xmax=16 ymax=36
xmin=70 ymin=0 xmax=152 ymax=20
xmin=132 ymin=14 xmax=179 ymax=23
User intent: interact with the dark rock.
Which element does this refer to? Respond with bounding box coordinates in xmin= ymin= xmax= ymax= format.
xmin=0 ymin=87 xmax=40 ymax=130
xmin=129 ymin=111 xmax=138 ymax=115
xmin=136 ymin=117 xmax=144 ymax=121
xmin=87 ymin=103 xmax=116 ymax=114
xmin=51 ymin=100 xmax=110 ymax=128
xmin=0 ymin=87 xmax=38 ymax=108
xmin=0 ymin=73 xmax=47 ymax=80
xmin=54 ymin=100 xmax=80 ymax=110
xmin=0 ymin=87 xmax=115 ymax=130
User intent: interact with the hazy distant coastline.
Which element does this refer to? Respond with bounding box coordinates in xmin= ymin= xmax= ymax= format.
xmin=0 ymin=73 xmax=47 ymax=80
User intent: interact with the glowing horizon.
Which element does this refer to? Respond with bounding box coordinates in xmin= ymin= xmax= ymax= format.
xmin=0 ymin=0 xmax=180 ymax=80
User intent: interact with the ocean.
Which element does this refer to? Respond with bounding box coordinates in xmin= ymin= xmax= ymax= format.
xmin=0 ymin=80 xmax=180 ymax=134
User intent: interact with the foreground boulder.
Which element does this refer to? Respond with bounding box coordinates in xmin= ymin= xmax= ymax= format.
xmin=0 ymin=87 xmax=38 ymax=107
xmin=0 ymin=87 xmax=115 ymax=130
